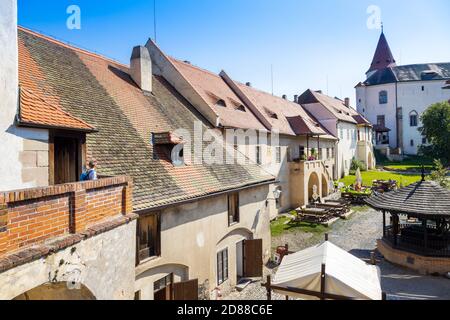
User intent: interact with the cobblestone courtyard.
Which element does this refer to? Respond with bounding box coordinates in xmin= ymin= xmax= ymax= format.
xmin=226 ymin=207 xmax=450 ymax=300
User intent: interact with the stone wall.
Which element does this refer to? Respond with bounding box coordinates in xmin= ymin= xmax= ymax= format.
xmin=0 ymin=220 xmax=137 ymax=300
xmin=378 ymin=239 xmax=450 ymax=275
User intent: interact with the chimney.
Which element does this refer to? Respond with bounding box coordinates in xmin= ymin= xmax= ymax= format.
xmin=294 ymin=95 xmax=299 ymax=103
xmin=344 ymin=97 xmax=350 ymax=107
xmin=130 ymin=46 xmax=152 ymax=92
xmin=282 ymin=94 xmax=287 ymax=100
xmin=246 ymin=82 xmax=252 ymax=87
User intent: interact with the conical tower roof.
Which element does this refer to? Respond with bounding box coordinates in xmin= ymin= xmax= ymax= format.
xmin=367 ymin=31 xmax=397 ymax=74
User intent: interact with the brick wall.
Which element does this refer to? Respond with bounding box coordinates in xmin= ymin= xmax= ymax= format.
xmin=0 ymin=176 xmax=133 ymax=257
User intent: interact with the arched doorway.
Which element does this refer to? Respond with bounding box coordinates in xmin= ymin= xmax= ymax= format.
xmin=308 ymin=172 xmax=320 ymax=202
xmin=13 ymin=282 xmax=96 ymax=300
xmin=321 ymin=175 xmax=329 ymax=198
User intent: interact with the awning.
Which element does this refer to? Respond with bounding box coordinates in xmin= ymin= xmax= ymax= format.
xmin=272 ymin=241 xmax=382 ymax=300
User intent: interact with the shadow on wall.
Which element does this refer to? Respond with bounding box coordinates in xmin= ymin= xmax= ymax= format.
xmin=13 ymin=282 xmax=96 ymax=300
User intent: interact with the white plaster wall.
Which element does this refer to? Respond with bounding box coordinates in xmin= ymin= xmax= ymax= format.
xmin=398 ymin=80 xmax=450 ymax=155
xmin=0 ymin=0 xmax=49 ymax=191
xmin=0 ymin=0 xmax=21 ymax=190
xmin=337 ymin=122 xmax=358 ymax=178
xmin=0 ymin=221 xmax=137 ymax=300
xmin=134 ymin=185 xmax=271 ymax=299
xmin=357 ymin=83 xmax=398 ymax=149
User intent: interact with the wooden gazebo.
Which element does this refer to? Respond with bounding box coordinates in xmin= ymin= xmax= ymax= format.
xmin=366 ymin=176 xmax=450 ymax=264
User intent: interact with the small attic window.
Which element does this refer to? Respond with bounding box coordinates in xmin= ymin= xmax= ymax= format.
xmin=215 ymin=99 xmax=226 ymax=108
xmin=264 ymin=108 xmax=278 ymax=120
xmin=152 ymin=132 xmax=185 ymax=167
xmin=235 ymin=105 xmax=246 ymax=112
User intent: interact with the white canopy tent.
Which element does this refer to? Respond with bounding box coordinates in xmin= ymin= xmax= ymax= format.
xmin=270 ymin=241 xmax=383 ymax=300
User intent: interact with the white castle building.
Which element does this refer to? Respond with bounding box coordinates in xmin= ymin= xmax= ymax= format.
xmin=356 ymin=31 xmax=450 ymax=156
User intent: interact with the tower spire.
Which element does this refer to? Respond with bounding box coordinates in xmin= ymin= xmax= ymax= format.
xmin=366 ymin=27 xmax=397 ymax=75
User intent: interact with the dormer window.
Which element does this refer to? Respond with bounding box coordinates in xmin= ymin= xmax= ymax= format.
xmin=379 ymin=91 xmax=388 ymax=104
xmin=264 ymin=108 xmax=278 ymax=120
xmin=235 ymin=105 xmax=246 ymax=112
xmin=152 ymin=132 xmax=185 ymax=167
xmin=215 ymin=99 xmax=226 ymax=108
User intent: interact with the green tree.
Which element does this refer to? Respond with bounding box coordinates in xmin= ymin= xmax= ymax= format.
xmin=429 ymin=159 xmax=449 ymax=189
xmin=419 ymin=101 xmax=450 ymax=164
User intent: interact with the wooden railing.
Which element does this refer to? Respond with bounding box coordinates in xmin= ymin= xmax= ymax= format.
xmin=385 ymin=225 xmax=450 ymax=257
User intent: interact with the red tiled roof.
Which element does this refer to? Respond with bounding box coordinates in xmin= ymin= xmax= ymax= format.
xmin=18 ymin=27 xmax=274 ymax=211
xmin=19 ymin=88 xmax=95 ymax=132
xmin=367 ymin=32 xmax=397 ymax=74
xmin=235 ymin=82 xmax=330 ymax=136
xmin=170 ymin=59 xmax=267 ymax=131
xmin=298 ymin=90 xmax=358 ymax=124
xmin=18 ymin=87 xmax=96 ymax=132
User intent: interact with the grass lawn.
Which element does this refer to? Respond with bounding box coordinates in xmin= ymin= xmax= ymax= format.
xmin=271 ymin=216 xmax=328 ymax=237
xmin=339 ymin=170 xmax=422 ymax=187
xmin=378 ymin=156 xmax=435 ymax=172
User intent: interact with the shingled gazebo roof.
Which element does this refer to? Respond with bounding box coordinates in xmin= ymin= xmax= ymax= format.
xmin=366 ymin=180 xmax=450 ymax=218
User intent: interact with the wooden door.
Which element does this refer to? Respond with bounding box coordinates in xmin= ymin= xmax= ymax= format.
xmin=173 ymin=279 xmax=199 ymax=300
xmin=54 ymin=137 xmax=79 ymax=184
xmin=154 ymin=287 xmax=171 ymax=301
xmin=244 ymin=239 xmax=263 ymax=278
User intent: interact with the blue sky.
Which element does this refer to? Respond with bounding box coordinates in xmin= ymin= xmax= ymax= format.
xmin=18 ymin=0 xmax=450 ymax=103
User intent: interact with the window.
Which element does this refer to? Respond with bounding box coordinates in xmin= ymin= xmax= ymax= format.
xmin=154 ymin=274 xmax=172 ymax=292
xmin=422 ymin=137 xmax=427 ymax=144
xmin=410 ymin=140 xmax=414 ymax=147
xmin=339 ymin=129 xmax=344 ymax=140
xmin=137 ymin=213 xmax=160 ymax=263
xmin=347 ymin=129 xmax=350 ymax=140
xmin=377 ymin=115 xmax=385 ymax=127
xmin=217 ymin=248 xmax=229 ymax=285
xmin=409 ymin=111 xmax=418 ymax=127
xmin=421 ymin=86 xmax=425 ymax=92
xmin=286 ymin=146 xmax=292 ymax=162
xmin=299 ymin=146 xmax=305 ymax=158
xmin=228 ymin=193 xmax=239 ymax=225
xmin=236 ymin=105 xmax=246 ymax=112
xmin=256 ymin=146 xmax=262 ymax=165
xmin=379 ymin=91 xmax=388 ymax=104
xmin=275 ymin=147 xmax=281 ymax=164
xmin=215 ymin=99 xmax=226 ymax=108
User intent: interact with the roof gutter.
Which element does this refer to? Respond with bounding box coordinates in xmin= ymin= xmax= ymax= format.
xmin=16 ymin=120 xmax=98 ymax=133
xmin=134 ymin=178 xmax=277 ymax=215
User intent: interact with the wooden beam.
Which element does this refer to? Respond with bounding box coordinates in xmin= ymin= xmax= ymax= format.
xmin=266 ymin=284 xmax=356 ymax=301
xmin=266 ymin=275 xmax=272 ymax=301
xmin=370 ymin=252 xmax=376 ymax=265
